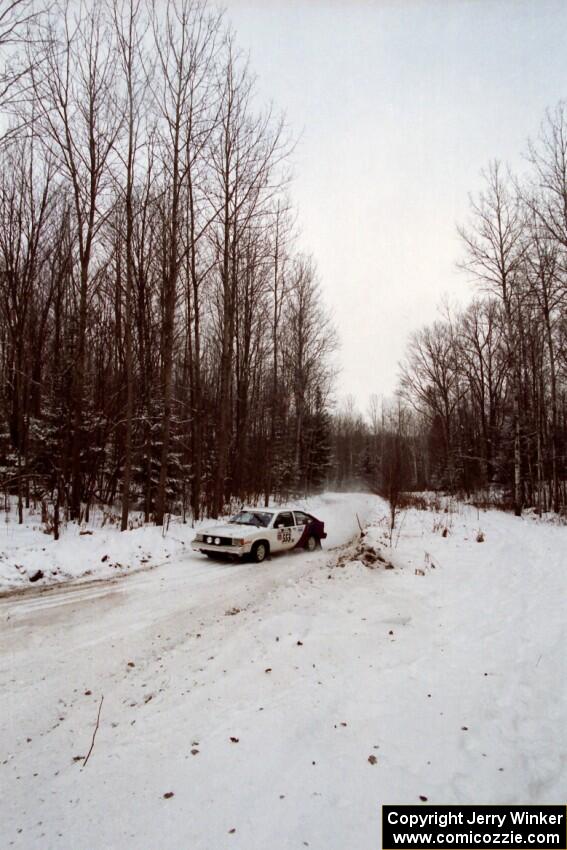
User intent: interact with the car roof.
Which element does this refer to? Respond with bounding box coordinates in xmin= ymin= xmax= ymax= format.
xmin=240 ymin=506 xmax=309 ymax=514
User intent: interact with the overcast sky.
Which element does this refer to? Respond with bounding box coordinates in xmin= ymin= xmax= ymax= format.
xmin=221 ymin=0 xmax=567 ymax=412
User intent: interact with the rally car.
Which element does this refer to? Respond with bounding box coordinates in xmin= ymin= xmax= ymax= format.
xmin=192 ymin=507 xmax=327 ymax=563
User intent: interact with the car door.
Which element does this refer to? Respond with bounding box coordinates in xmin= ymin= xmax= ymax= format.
xmin=273 ymin=511 xmax=296 ymax=551
xmin=293 ymin=511 xmax=311 ymax=546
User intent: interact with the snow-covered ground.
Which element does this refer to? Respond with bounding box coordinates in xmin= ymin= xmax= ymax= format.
xmin=1 ymin=493 xmax=565 ymax=849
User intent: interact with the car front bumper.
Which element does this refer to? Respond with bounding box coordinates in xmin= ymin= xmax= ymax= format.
xmin=192 ymin=542 xmax=251 ymax=557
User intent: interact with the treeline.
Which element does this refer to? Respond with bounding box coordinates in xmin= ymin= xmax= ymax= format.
xmin=329 ymin=106 xmax=567 ymax=516
xmin=0 ymin=0 xmax=336 ymax=529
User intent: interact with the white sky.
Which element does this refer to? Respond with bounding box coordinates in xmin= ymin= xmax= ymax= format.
xmin=221 ymin=0 xmax=567 ymax=411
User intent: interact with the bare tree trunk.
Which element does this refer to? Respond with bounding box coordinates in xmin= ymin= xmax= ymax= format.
xmin=70 ymin=268 xmax=88 ymax=520
xmin=115 ymin=0 xmax=142 ymax=532
xmin=155 ymin=237 xmax=177 ymax=526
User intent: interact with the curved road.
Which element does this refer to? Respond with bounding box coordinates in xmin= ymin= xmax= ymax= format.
xmin=1 ymin=493 xmax=381 ymax=850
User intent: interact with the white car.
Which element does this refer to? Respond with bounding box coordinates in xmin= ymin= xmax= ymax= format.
xmin=192 ymin=507 xmax=328 ymax=563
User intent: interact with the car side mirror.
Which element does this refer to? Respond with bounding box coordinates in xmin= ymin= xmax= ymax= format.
xmin=277 ymin=523 xmax=284 ymax=529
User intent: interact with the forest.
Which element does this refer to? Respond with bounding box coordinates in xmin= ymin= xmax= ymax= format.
xmin=0 ymin=0 xmax=337 ymax=531
xmin=0 ymin=0 xmax=566 ymax=528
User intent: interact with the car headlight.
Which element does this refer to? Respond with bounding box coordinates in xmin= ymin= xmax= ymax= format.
xmin=207 ymin=536 xmax=213 ymax=544
xmin=214 ymin=537 xmax=220 ymax=545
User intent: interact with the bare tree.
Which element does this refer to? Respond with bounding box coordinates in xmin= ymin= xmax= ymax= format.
xmin=112 ymin=0 xmax=147 ymax=530
xmin=524 ymin=106 xmax=567 ymax=512
xmin=26 ymin=0 xmax=122 ymax=519
xmin=457 ymin=297 xmax=508 ymax=487
xmin=522 ymin=216 xmax=564 ymax=511
xmin=0 ymin=0 xmax=43 ymax=117
xmin=263 ymin=198 xmax=293 ymax=506
xmin=458 ymin=161 xmax=526 ymax=514
xmin=400 ymin=318 xmax=462 ymax=488
xmin=150 ymin=0 xmax=221 ymax=525
xmin=210 ymin=37 xmax=287 ymax=516
xmin=282 ymin=254 xmax=337 ymax=494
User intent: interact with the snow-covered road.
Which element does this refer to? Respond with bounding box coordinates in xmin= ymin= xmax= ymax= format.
xmin=1 ymin=493 xmax=566 ymax=850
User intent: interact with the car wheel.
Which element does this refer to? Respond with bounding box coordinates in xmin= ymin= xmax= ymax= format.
xmin=251 ymin=541 xmax=269 ymax=563
xmin=305 ymin=534 xmax=318 ymax=552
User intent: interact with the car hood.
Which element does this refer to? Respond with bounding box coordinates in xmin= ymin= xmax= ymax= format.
xmin=199 ymin=523 xmax=258 ymax=537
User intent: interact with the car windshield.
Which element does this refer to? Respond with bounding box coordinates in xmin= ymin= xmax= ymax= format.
xmin=229 ymin=510 xmax=272 ymax=528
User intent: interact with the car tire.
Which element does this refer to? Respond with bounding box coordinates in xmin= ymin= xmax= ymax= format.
xmin=251 ymin=541 xmax=269 ymax=563
xmin=305 ymin=534 xmax=318 ymax=552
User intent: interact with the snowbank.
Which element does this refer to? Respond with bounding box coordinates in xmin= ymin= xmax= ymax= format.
xmin=0 ymin=510 xmax=193 ymax=591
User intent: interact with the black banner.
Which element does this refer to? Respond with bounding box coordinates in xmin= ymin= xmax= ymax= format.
xmin=382 ymin=805 xmax=566 ymax=849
